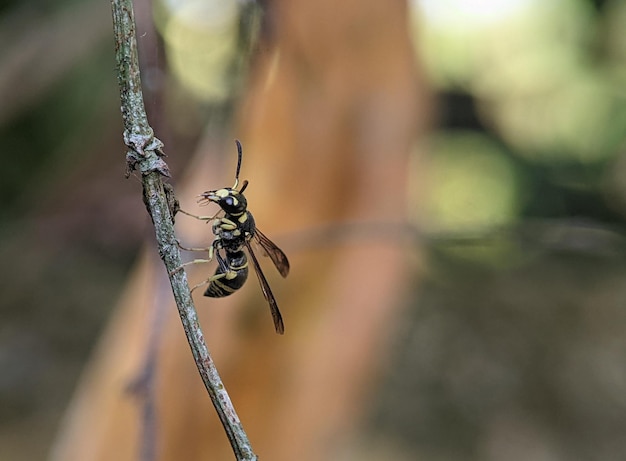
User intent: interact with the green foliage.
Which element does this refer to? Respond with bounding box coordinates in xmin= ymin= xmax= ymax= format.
xmin=0 ymin=42 xmax=116 ymax=219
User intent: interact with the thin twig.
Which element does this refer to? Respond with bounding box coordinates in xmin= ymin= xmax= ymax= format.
xmin=110 ymin=1 xmax=257 ymax=459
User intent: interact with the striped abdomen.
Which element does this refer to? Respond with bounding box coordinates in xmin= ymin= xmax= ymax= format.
xmin=204 ymin=250 xmax=249 ymax=298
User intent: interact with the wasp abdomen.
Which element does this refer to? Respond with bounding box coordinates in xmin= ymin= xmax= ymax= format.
xmin=204 ymin=250 xmax=249 ymax=298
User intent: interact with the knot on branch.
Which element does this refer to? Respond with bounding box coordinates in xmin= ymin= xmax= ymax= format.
xmin=124 ymin=129 xmax=171 ymax=178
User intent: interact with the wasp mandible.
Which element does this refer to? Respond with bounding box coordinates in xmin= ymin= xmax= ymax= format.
xmin=175 ymin=140 xmax=290 ymax=334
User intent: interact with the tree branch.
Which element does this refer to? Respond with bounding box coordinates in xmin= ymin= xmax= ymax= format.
xmin=110 ymin=1 xmax=257 ymax=459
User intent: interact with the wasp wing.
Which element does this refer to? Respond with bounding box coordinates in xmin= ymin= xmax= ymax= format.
xmin=245 ymin=240 xmax=285 ymax=334
xmin=253 ymin=228 xmax=290 ymax=278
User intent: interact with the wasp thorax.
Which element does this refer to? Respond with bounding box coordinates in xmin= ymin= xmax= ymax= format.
xmin=199 ymin=188 xmax=248 ymax=215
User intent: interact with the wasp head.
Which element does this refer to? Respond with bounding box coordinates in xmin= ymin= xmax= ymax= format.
xmin=198 ymin=188 xmax=248 ymax=216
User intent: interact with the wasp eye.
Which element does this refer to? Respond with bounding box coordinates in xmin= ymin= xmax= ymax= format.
xmin=223 ymin=196 xmax=235 ymax=207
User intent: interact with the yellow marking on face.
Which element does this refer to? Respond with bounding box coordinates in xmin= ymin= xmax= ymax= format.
xmin=231 ymin=197 xmax=239 ymax=206
xmin=215 ymin=189 xmax=229 ymax=198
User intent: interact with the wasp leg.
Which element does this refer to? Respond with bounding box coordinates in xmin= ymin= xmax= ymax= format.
xmin=169 ymin=258 xmax=213 ymax=276
xmin=176 ymin=236 xmax=222 ymax=254
xmin=189 ymin=271 xmax=234 ymax=293
xmin=177 ymin=241 xmax=213 ymax=252
xmin=170 ymin=238 xmax=221 ymax=276
xmin=190 ymin=275 xmax=215 ymax=293
xmin=214 ymin=249 xmax=229 ymax=273
xmin=215 ymin=217 xmax=238 ymax=230
xmin=189 ymin=253 xmax=231 ymax=293
xmin=178 ymin=209 xmax=220 ymax=222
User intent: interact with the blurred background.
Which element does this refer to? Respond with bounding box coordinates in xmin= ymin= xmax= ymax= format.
xmin=1 ymin=0 xmax=626 ymax=460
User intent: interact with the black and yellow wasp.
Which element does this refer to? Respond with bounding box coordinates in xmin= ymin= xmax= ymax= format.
xmin=176 ymin=140 xmax=290 ymax=334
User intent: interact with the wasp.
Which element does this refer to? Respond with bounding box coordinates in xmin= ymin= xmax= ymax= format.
xmin=176 ymin=140 xmax=290 ymax=334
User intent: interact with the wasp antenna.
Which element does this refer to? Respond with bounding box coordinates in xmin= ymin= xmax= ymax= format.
xmin=233 ymin=139 xmax=243 ymax=189
xmin=239 ymin=179 xmax=249 ymax=194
